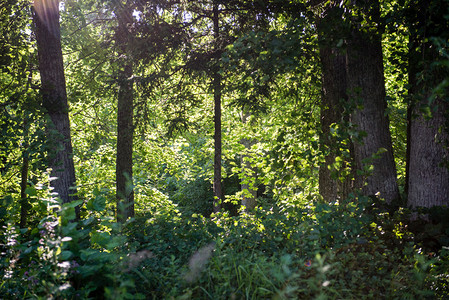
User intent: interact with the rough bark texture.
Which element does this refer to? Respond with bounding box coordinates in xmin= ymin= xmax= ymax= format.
xmin=317 ymin=4 xmax=353 ymax=202
xmin=240 ymin=111 xmax=257 ymax=211
xmin=408 ymin=100 xmax=449 ymax=208
xmin=115 ymin=4 xmax=134 ymax=222
xmin=33 ymin=0 xmax=78 ymax=215
xmin=346 ymin=0 xmax=399 ymax=203
xmin=407 ymin=0 xmax=449 ymax=208
xmin=212 ymin=2 xmax=223 ymax=212
xmin=318 ymin=47 xmax=353 ymax=202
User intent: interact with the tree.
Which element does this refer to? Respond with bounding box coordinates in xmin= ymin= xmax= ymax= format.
xmin=313 ymin=0 xmax=399 ymax=203
xmin=316 ymin=2 xmax=353 ymax=203
xmin=345 ymin=0 xmax=399 ymax=203
xmin=212 ymin=1 xmax=223 ymax=212
xmin=407 ymin=0 xmax=449 ymax=208
xmin=181 ymin=0 xmax=270 ymax=212
xmin=114 ymin=1 xmax=135 ymax=222
xmin=32 ymin=0 xmax=78 ymax=216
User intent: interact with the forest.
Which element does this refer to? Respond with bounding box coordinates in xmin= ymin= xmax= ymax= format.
xmin=1 ymin=0 xmax=449 ymax=298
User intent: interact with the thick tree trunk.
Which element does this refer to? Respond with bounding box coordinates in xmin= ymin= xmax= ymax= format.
xmin=407 ymin=0 xmax=449 ymax=208
xmin=115 ymin=4 xmax=134 ymax=222
xmin=408 ymin=100 xmax=449 ymax=208
xmin=212 ymin=2 xmax=223 ymax=212
xmin=316 ymin=4 xmax=353 ymax=202
xmin=33 ymin=0 xmax=78 ymax=216
xmin=345 ymin=0 xmax=399 ymax=203
xmin=318 ymin=46 xmax=353 ymax=202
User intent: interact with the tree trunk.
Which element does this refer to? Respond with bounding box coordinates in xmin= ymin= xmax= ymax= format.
xmin=20 ymin=146 xmax=29 ymax=228
xmin=345 ymin=0 xmax=399 ymax=203
xmin=408 ymin=100 xmax=449 ymax=208
xmin=20 ymin=67 xmax=33 ymax=229
xmin=407 ymin=0 xmax=449 ymax=208
xmin=115 ymin=4 xmax=134 ymax=222
xmin=33 ymin=0 xmax=79 ymax=217
xmin=317 ymin=4 xmax=353 ymax=203
xmin=212 ymin=2 xmax=223 ymax=212
xmin=318 ymin=47 xmax=353 ymax=202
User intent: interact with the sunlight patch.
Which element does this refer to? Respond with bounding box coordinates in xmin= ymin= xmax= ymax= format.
xmin=33 ymin=0 xmax=59 ymax=37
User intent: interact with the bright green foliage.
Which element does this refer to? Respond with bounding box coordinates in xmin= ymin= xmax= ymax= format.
xmin=0 ymin=0 xmax=49 ymax=226
xmin=2 ymin=187 xmax=447 ymax=299
xmin=381 ymin=0 xmax=410 ymax=192
xmin=1 ymin=0 xmax=449 ymax=298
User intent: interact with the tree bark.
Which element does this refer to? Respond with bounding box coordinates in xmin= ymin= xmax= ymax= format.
xmin=345 ymin=0 xmax=399 ymax=203
xmin=115 ymin=3 xmax=134 ymax=222
xmin=408 ymin=100 xmax=449 ymax=208
xmin=318 ymin=47 xmax=353 ymax=202
xmin=317 ymin=3 xmax=353 ymax=203
xmin=212 ymin=2 xmax=223 ymax=212
xmin=33 ymin=0 xmax=79 ymax=217
xmin=407 ymin=0 xmax=449 ymax=208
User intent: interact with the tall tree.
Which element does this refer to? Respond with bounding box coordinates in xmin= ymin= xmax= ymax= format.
xmin=407 ymin=0 xmax=449 ymax=208
xmin=345 ymin=0 xmax=399 ymax=203
xmin=207 ymin=0 xmax=279 ymax=212
xmin=316 ymin=2 xmax=353 ymax=203
xmin=32 ymin=0 xmax=78 ymax=215
xmin=212 ymin=1 xmax=223 ymax=212
xmin=114 ymin=1 xmax=135 ymax=222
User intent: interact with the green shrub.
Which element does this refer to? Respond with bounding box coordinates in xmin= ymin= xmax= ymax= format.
xmin=2 ymin=186 xmax=447 ymax=299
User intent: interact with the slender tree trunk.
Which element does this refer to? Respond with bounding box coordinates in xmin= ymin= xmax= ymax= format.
xmin=212 ymin=2 xmax=223 ymax=212
xmin=33 ymin=0 xmax=79 ymax=217
xmin=20 ymin=145 xmax=29 ymax=228
xmin=407 ymin=0 xmax=449 ymax=208
xmin=316 ymin=4 xmax=353 ymax=202
xmin=404 ymin=90 xmax=412 ymax=197
xmin=115 ymin=3 xmax=134 ymax=222
xmin=20 ymin=66 xmax=33 ymax=228
xmin=405 ymin=23 xmax=418 ymax=199
xmin=240 ymin=111 xmax=257 ymax=211
xmin=345 ymin=0 xmax=399 ymax=203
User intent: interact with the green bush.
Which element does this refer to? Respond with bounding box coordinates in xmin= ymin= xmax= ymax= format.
xmin=1 ymin=187 xmax=448 ymax=299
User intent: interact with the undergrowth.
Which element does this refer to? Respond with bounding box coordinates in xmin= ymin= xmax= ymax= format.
xmin=1 ymin=189 xmax=448 ymax=299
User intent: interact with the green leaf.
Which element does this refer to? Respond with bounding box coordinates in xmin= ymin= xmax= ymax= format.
xmin=91 ymin=231 xmax=110 ymax=247
xmin=62 ymin=207 xmax=77 ymax=221
xmin=59 ymin=250 xmax=74 ymax=260
xmin=105 ymin=236 xmax=125 ymax=250
xmin=63 ymin=199 xmax=83 ymax=209
xmin=87 ymin=195 xmax=106 ymax=211
xmin=25 ymin=186 xmax=38 ymax=197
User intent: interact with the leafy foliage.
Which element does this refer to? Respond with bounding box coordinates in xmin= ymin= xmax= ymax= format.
xmin=1 ymin=0 xmax=449 ymax=299
xmin=2 ymin=186 xmax=447 ymax=299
